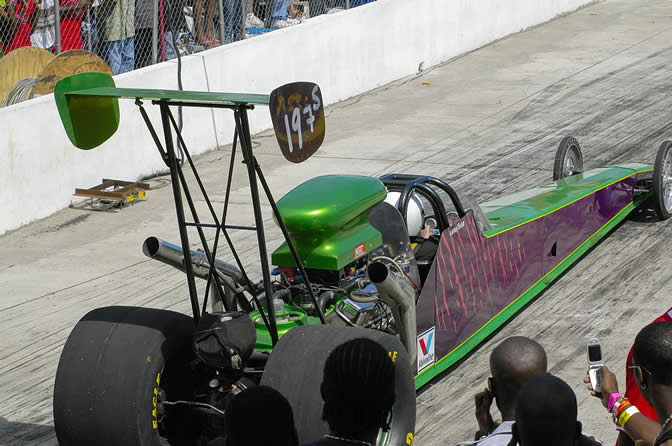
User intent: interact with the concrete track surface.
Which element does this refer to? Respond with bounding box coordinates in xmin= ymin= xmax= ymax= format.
xmin=2 ymin=0 xmax=672 ymax=444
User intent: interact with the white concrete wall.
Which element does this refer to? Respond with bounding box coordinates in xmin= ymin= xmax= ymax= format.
xmin=0 ymin=0 xmax=593 ymax=235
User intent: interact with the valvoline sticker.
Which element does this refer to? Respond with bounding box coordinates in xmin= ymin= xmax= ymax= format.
xmin=417 ymin=327 xmax=435 ymax=372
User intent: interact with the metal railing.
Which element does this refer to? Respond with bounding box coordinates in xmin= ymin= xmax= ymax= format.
xmin=0 ymin=0 xmax=376 ymax=72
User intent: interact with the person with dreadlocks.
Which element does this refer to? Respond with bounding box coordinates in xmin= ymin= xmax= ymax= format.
xmin=308 ymin=337 xmax=396 ymax=446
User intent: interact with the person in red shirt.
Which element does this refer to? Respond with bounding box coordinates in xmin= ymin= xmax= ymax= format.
xmin=58 ymin=0 xmax=89 ymax=50
xmin=585 ymin=307 xmax=672 ymax=446
xmin=616 ymin=307 xmax=672 ymax=446
xmin=2 ymin=0 xmax=38 ymax=55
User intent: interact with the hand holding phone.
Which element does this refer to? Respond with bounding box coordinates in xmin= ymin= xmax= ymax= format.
xmin=587 ymin=339 xmax=603 ymax=393
xmin=474 ymin=383 xmax=496 ymax=437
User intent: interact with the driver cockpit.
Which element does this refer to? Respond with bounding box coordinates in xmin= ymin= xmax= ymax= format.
xmin=379 ymin=174 xmax=490 ymax=285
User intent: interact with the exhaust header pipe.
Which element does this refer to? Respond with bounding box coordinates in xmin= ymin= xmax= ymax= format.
xmin=368 ymin=261 xmax=418 ymax=365
xmin=142 ymin=237 xmax=248 ymax=311
xmin=143 ymin=237 xmax=245 ymax=284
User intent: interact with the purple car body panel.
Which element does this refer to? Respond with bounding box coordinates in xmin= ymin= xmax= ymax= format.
xmin=414 ymin=167 xmax=652 ymax=379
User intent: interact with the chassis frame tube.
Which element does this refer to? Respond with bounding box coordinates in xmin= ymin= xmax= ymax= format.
xmin=235 ymin=107 xmax=279 ymax=344
xmin=160 ymin=102 xmax=201 ymax=322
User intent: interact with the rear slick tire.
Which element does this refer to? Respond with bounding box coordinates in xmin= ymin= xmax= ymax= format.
xmin=652 ymin=141 xmax=672 ymax=220
xmin=260 ymin=325 xmax=416 ymax=446
xmin=53 ymin=306 xmax=196 ymax=446
xmin=553 ymin=136 xmax=584 ymax=181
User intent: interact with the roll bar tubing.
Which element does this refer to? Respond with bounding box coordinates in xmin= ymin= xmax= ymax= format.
xmin=379 ymin=174 xmax=466 ymax=232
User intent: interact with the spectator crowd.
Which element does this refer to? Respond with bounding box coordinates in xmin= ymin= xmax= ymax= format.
xmin=213 ymin=306 xmax=672 ymax=446
xmin=0 ymin=0 xmax=375 ymax=75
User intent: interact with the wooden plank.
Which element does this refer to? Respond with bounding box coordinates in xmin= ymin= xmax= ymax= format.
xmin=73 ymin=188 xmax=125 ymax=200
xmin=102 ymin=179 xmax=152 ymax=190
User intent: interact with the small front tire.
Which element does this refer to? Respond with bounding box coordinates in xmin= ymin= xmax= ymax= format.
xmin=553 ymin=136 xmax=584 ymax=181
xmin=652 ymin=141 xmax=672 ymax=220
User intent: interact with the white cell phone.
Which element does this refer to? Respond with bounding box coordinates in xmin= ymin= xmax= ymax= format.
xmin=587 ymin=338 xmax=603 ymax=393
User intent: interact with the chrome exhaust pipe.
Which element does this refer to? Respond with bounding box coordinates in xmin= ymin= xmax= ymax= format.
xmin=143 ymin=237 xmax=245 ymax=283
xmin=368 ymin=261 xmax=417 ymax=365
xmin=142 ymin=237 xmax=248 ymax=311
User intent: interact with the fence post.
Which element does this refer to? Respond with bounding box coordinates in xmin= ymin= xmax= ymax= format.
xmin=266 ymin=0 xmax=276 ymax=27
xmin=218 ymin=0 xmax=225 ymax=43
xmin=240 ymin=0 xmax=246 ymax=41
xmin=54 ymin=0 xmax=61 ymax=53
xmin=345 ymin=0 xmax=350 ymax=9
xmin=152 ymin=0 xmax=158 ymax=63
xmin=86 ymin=9 xmax=92 ymax=51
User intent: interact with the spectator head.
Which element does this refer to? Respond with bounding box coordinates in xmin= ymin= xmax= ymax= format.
xmin=512 ymin=375 xmax=582 ymax=446
xmin=489 ymin=336 xmax=547 ymax=418
xmin=225 ymin=385 xmax=298 ymax=446
xmin=632 ymin=321 xmax=672 ymax=406
xmin=321 ymin=338 xmax=396 ymax=441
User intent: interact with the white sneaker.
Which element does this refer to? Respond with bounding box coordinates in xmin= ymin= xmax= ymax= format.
xmin=245 ymin=12 xmax=264 ymax=28
xmin=272 ymin=17 xmax=304 ymax=28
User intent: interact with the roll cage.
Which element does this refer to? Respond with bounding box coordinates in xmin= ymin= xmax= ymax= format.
xmin=379 ymin=174 xmax=467 ymax=232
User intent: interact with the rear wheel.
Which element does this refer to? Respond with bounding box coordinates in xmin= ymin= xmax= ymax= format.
xmin=53 ymin=306 xmax=197 ymax=446
xmin=652 ymin=141 xmax=672 ymax=220
xmin=553 ymin=136 xmax=584 ymax=180
xmin=260 ymin=325 xmax=416 ymax=446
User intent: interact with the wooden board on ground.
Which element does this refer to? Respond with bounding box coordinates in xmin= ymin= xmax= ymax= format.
xmin=0 ymin=47 xmax=54 ymax=105
xmin=74 ymin=178 xmax=151 ymax=208
xmin=32 ymin=50 xmax=113 ymax=96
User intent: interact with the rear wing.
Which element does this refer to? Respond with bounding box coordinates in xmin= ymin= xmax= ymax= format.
xmin=53 ymin=71 xmax=328 ymax=342
xmin=54 ymin=72 xmax=325 ymax=162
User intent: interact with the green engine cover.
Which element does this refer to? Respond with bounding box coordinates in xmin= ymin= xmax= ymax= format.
xmin=272 ymin=175 xmax=386 ymax=270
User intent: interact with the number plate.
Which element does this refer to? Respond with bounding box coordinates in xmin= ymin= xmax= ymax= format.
xmin=269 ymin=82 xmax=325 ymax=163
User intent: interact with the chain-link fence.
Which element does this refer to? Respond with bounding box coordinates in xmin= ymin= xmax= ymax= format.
xmin=0 ymin=0 xmax=374 ymax=72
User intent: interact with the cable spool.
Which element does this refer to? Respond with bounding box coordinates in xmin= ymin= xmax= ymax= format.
xmin=0 ymin=48 xmax=113 ymax=107
xmin=2 ymin=78 xmax=37 ymax=107
xmin=0 ymin=46 xmax=54 ymax=104
xmin=32 ymin=49 xmax=113 ymax=97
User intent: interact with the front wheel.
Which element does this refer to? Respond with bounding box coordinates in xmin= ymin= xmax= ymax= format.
xmin=53 ymin=306 xmax=197 ymax=446
xmin=553 ymin=136 xmax=584 ymax=181
xmin=652 ymin=141 xmax=672 ymax=220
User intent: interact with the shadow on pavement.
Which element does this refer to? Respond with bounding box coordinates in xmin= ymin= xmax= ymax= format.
xmin=0 ymin=417 xmax=57 ymax=446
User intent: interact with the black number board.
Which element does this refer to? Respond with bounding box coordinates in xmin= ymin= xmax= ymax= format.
xmin=269 ymin=82 xmax=325 ymax=163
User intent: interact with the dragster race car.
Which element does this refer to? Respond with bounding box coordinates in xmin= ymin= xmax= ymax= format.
xmin=52 ymin=72 xmax=672 ymax=446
